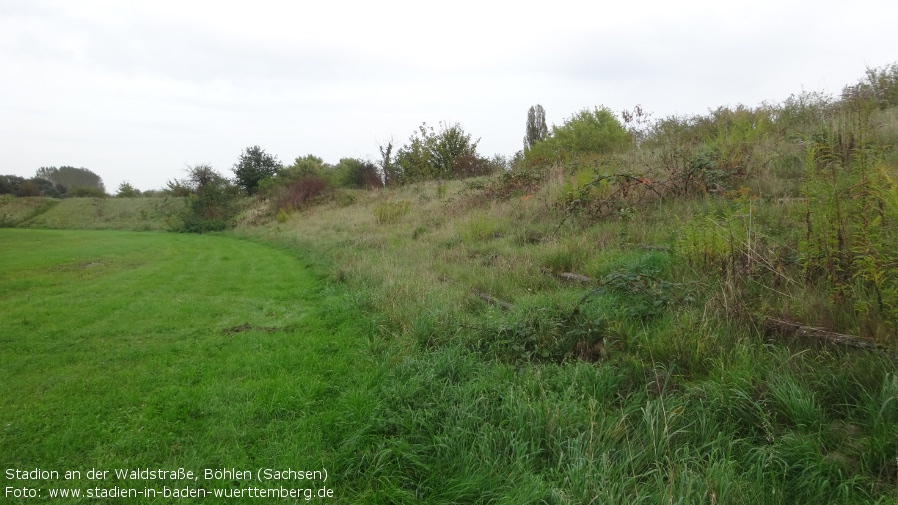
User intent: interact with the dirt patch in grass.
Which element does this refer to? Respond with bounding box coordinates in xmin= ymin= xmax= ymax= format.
xmin=223 ymin=322 xmax=280 ymax=335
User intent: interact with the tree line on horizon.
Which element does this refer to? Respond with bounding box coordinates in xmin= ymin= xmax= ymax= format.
xmin=0 ymin=166 xmax=106 ymax=198
xmin=5 ymin=64 xmax=897 ymax=217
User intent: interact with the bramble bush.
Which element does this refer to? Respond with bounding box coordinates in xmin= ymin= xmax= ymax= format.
xmin=270 ymin=175 xmax=329 ymax=212
xmin=172 ymin=165 xmax=239 ymax=233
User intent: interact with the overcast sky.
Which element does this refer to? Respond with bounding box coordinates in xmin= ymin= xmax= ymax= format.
xmin=2 ymin=0 xmax=897 ymax=192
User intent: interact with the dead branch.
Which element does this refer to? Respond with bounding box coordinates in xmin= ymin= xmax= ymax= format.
xmin=540 ymin=268 xmax=595 ymax=284
xmin=763 ymin=317 xmax=886 ymax=352
xmin=557 ymin=272 xmax=595 ymax=284
xmin=474 ymin=290 xmax=513 ymax=310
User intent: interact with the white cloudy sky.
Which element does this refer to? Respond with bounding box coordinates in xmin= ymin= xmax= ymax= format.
xmin=2 ymin=0 xmax=897 ymax=192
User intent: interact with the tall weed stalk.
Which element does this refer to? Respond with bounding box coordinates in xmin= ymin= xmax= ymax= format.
xmin=801 ymin=93 xmax=898 ymax=338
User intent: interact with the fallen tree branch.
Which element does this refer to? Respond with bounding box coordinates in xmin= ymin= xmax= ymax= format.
xmin=474 ymin=290 xmax=513 ymax=310
xmin=540 ymin=268 xmax=595 ymax=285
xmin=763 ymin=317 xmax=886 ymax=352
xmin=557 ymin=272 xmax=595 ymax=284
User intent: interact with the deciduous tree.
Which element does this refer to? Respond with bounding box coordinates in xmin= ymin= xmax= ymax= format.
xmin=232 ymin=146 xmax=281 ymax=195
xmin=176 ymin=165 xmax=239 ymax=232
xmin=334 ymin=158 xmax=383 ymax=189
xmin=116 ymin=182 xmax=140 ymax=198
xmin=525 ymin=104 xmax=548 ymax=150
xmin=35 ymin=166 xmax=105 ymax=192
xmin=378 ymin=140 xmax=398 ymax=186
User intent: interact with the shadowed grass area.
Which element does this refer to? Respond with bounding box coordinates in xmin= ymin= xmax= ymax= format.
xmin=0 ymin=196 xmax=60 ymax=228
xmin=0 ymin=229 xmax=375 ymax=503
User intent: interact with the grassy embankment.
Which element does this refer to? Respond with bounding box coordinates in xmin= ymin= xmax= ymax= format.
xmin=0 ymin=229 xmax=376 ymax=503
xmin=0 ymin=195 xmax=183 ymax=230
xmin=233 ymin=174 xmax=898 ymax=503
xmin=230 ymin=102 xmax=898 ymax=502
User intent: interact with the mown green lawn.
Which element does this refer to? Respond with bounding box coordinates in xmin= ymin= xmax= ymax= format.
xmin=0 ymin=229 xmax=374 ymax=503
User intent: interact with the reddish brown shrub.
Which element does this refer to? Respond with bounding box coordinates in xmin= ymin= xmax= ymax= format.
xmin=275 ymin=176 xmax=328 ymax=210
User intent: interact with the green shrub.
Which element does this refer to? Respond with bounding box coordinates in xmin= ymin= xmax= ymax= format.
xmin=473 ymin=304 xmax=608 ymax=364
xmin=331 ymin=189 xmax=357 ymax=207
xmin=116 ymin=182 xmax=140 ymax=198
xmin=394 ymin=122 xmax=493 ymax=182
xmin=173 ymin=180 xmax=239 ymax=233
xmin=525 ymin=107 xmax=629 ymax=166
xmin=275 ymin=208 xmax=290 ymax=223
xmin=335 ymin=158 xmax=383 ymax=189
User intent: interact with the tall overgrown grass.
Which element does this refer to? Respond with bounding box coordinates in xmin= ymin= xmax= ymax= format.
xmin=233 ymin=65 xmax=898 ymax=501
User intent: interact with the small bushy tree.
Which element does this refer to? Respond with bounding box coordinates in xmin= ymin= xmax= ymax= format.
xmin=281 ymin=155 xmax=325 ymax=180
xmin=232 ymin=146 xmax=280 ymax=195
xmin=525 ymin=107 xmax=629 ymax=165
xmin=334 ymin=158 xmax=383 ymax=189
xmin=255 ymin=155 xmax=334 ymax=211
xmin=184 ymin=164 xmax=220 ymax=192
xmin=175 ymin=165 xmax=239 ymax=233
xmin=164 ymin=179 xmax=192 ymax=197
xmin=551 ymin=107 xmax=630 ymax=155
xmin=116 ymin=182 xmax=140 ymax=198
xmin=164 ymin=164 xmax=220 ymax=197
xmin=394 ymin=122 xmax=492 ymax=182
xmin=379 ymin=140 xmax=398 ymax=186
xmin=395 ymin=126 xmax=436 ymax=182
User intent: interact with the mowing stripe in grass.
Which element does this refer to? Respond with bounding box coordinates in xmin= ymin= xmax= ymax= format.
xmin=0 ymin=229 xmax=375 ymax=503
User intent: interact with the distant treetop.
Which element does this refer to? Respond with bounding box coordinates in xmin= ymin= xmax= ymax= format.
xmin=35 ymin=166 xmax=105 ymax=192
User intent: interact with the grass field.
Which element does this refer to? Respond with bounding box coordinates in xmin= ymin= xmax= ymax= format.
xmin=0 ymin=229 xmax=375 ymax=503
